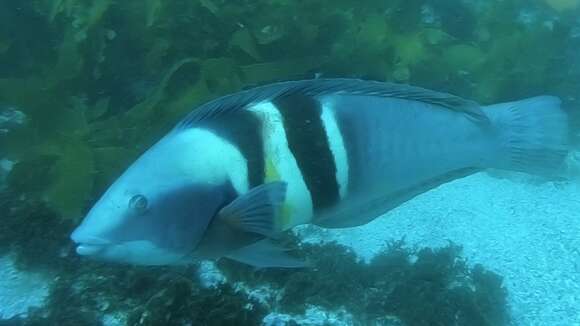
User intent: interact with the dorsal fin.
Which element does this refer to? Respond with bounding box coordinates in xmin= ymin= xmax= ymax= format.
xmin=174 ymin=78 xmax=487 ymax=130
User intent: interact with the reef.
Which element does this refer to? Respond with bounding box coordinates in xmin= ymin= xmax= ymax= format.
xmin=0 ymin=192 xmax=509 ymax=325
xmin=0 ymin=185 xmax=510 ymax=326
xmin=0 ymin=0 xmax=579 ymax=220
xmin=0 ymin=0 xmax=577 ymax=324
xmin=219 ymin=237 xmax=509 ymax=325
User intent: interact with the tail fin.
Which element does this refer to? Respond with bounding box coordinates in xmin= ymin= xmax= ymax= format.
xmin=482 ymin=96 xmax=569 ymax=176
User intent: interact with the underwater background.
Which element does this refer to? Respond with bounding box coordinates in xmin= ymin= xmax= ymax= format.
xmin=1 ymin=0 xmax=580 ymax=325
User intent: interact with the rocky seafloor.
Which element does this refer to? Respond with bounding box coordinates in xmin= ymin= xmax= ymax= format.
xmin=1 ymin=162 xmax=579 ymax=325
xmin=1 ymin=1 xmax=580 ymax=325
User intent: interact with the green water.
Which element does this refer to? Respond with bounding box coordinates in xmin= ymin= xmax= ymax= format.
xmin=0 ymin=1 xmax=578 ymax=325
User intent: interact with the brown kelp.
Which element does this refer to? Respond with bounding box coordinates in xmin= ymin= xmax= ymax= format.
xmin=1 ymin=0 xmax=578 ymax=218
xmin=0 ymin=0 xmax=577 ymax=324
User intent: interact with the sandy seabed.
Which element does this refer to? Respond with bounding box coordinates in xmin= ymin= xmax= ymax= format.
xmin=1 ymin=170 xmax=579 ymax=325
xmin=298 ymin=171 xmax=580 ymax=326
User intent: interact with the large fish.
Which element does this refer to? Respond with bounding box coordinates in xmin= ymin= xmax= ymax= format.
xmin=70 ymin=79 xmax=569 ymax=267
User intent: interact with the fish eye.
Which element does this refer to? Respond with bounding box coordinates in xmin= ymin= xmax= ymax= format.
xmin=129 ymin=194 xmax=148 ymax=214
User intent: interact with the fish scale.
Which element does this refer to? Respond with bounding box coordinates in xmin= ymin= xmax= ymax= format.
xmin=71 ymin=78 xmax=569 ymax=267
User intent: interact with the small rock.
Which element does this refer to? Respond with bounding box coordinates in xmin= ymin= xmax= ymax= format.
xmin=197 ymin=261 xmax=226 ymax=288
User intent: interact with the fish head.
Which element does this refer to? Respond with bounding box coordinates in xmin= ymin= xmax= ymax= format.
xmin=70 ymin=134 xmax=231 ymax=265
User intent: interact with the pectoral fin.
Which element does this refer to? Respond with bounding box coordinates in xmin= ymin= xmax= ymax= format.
xmin=217 ymin=181 xmax=287 ymax=237
xmin=225 ymin=239 xmax=307 ymax=269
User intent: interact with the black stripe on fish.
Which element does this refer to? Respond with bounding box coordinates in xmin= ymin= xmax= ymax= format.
xmin=273 ymin=93 xmax=340 ymax=210
xmin=201 ymin=110 xmax=265 ymax=188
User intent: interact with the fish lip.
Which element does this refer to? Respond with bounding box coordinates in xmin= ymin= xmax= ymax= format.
xmin=72 ymin=237 xmax=112 ymax=256
xmin=70 ymin=229 xmax=113 ymax=256
xmin=71 ymin=233 xmax=111 ymax=246
xmin=70 ymin=224 xmax=111 ymax=245
xmin=76 ymin=243 xmax=107 ymax=256
xmin=74 ymin=237 xmax=111 ymax=246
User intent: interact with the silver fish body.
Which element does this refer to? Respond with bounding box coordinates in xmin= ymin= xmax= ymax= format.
xmin=71 ymin=79 xmax=569 ymax=267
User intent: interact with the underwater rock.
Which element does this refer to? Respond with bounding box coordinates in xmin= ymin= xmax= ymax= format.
xmin=197 ymin=261 xmax=227 ymax=288
xmin=1 ymin=1 xmax=577 ymax=325
xmin=101 ymin=313 xmax=127 ymax=326
xmin=0 ymin=190 xmax=509 ymax=326
xmin=0 ymin=159 xmax=13 ymax=190
xmin=262 ymin=306 xmax=355 ymax=326
xmin=0 ymin=106 xmax=26 ymax=135
xmin=0 ymin=192 xmax=75 ymax=270
xmin=234 ymin=283 xmax=280 ymax=310
xmin=0 ymin=255 xmax=50 ymax=320
xmin=218 ymin=238 xmax=509 ymax=326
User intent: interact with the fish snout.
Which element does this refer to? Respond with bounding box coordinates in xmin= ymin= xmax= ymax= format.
xmin=71 ymin=228 xmax=111 ymax=256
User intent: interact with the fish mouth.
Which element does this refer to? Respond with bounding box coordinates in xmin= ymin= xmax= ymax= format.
xmin=71 ymin=234 xmax=112 ymax=256
xmin=76 ymin=243 xmax=106 ymax=256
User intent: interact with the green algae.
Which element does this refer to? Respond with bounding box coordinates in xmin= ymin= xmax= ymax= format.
xmin=20 ymin=259 xmax=268 ymax=326
xmin=0 ymin=187 xmax=509 ymax=325
xmin=0 ymin=0 xmax=576 ymax=324
xmin=0 ymin=190 xmax=74 ymax=270
xmin=0 ymin=197 xmax=508 ymax=326
xmin=1 ymin=0 xmax=577 ymax=218
xmin=218 ymin=237 xmax=510 ymax=325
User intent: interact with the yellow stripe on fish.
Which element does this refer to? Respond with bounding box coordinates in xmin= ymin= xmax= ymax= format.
xmin=264 ymin=157 xmax=293 ymax=231
xmin=248 ymin=101 xmax=314 ymax=227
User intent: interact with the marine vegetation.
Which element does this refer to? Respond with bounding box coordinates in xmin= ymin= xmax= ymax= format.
xmin=1 ymin=187 xmax=509 ymax=325
xmin=0 ymin=0 xmax=577 ymax=324
xmin=219 ymin=237 xmax=509 ymax=326
xmin=1 ymin=0 xmax=579 ymax=221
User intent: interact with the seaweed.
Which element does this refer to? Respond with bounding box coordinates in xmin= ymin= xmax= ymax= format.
xmin=545 ymin=0 xmax=580 ymax=12
xmin=0 ymin=190 xmax=74 ymax=270
xmin=218 ymin=236 xmax=510 ymax=325
xmin=1 ymin=0 xmax=576 ymax=219
xmin=0 ymin=191 xmax=509 ymax=326
xmin=0 ymin=0 xmax=574 ymax=324
xmin=20 ymin=248 xmax=267 ymax=326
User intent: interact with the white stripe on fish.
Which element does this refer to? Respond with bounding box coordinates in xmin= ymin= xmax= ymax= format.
xmin=320 ymin=96 xmax=349 ymax=199
xmin=248 ymin=101 xmax=314 ymax=227
xmin=174 ymin=128 xmax=249 ymax=194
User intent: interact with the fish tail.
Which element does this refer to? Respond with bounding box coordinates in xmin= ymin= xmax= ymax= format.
xmin=482 ymin=96 xmax=569 ymax=176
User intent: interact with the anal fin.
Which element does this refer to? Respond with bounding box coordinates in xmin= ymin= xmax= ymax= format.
xmin=225 ymin=239 xmax=307 ymax=269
